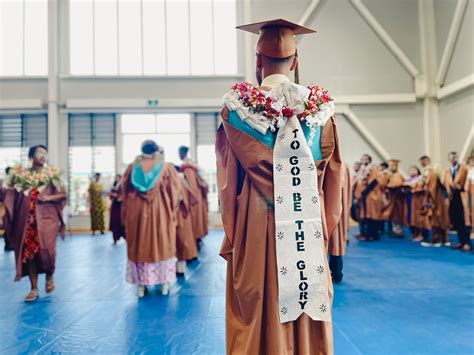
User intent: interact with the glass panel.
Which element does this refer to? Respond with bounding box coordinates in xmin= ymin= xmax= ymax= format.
xmin=0 ymin=0 xmax=23 ymax=76
xmin=189 ymin=0 xmax=213 ymax=75
xmin=213 ymin=0 xmax=237 ymax=74
xmin=166 ymin=0 xmax=190 ymax=75
xmin=24 ymin=0 xmax=48 ymax=75
xmin=142 ymin=0 xmax=166 ymax=75
xmin=118 ymin=0 xmax=142 ymax=75
xmin=0 ymin=147 xmax=23 ymax=173
xmin=121 ymin=114 xmax=155 ymax=134
xmin=94 ymin=0 xmax=118 ymax=75
xmin=70 ymin=0 xmax=94 ymax=75
xmin=69 ymin=146 xmax=93 ymax=215
xmin=197 ymin=144 xmax=218 ymax=212
xmin=156 ymin=133 xmax=190 ymax=165
xmin=122 ymin=133 xmax=152 ymax=166
xmin=156 ymin=114 xmax=191 ymax=133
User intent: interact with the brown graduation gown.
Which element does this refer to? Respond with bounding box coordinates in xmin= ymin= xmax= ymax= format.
xmin=444 ymin=164 xmax=471 ymax=228
xmin=406 ymin=178 xmax=431 ymax=230
xmin=383 ymin=171 xmax=406 ymax=225
xmin=122 ymin=162 xmax=180 ymax=263
xmin=4 ymin=184 xmax=66 ymax=281
xmin=425 ymin=168 xmax=450 ymax=230
xmin=181 ymin=163 xmax=208 ymax=239
xmin=328 ymin=163 xmax=351 ymax=257
xmin=216 ymin=106 xmax=341 ymax=355
xmin=360 ymin=166 xmax=386 ymax=221
xmin=176 ymin=175 xmax=199 ymax=261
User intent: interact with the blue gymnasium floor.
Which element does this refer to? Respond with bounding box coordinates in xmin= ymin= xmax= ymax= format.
xmin=0 ymin=228 xmax=473 ymax=354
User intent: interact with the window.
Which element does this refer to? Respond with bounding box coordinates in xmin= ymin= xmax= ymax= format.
xmin=0 ymin=0 xmax=48 ymax=76
xmin=0 ymin=114 xmax=48 ymax=172
xmin=69 ymin=0 xmax=238 ymax=76
xmin=121 ymin=113 xmax=191 ymax=170
xmin=68 ymin=114 xmax=116 ymax=215
xmin=195 ymin=113 xmax=219 ymax=212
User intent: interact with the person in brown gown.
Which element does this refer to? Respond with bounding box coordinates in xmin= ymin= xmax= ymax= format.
xmin=122 ymin=141 xmax=180 ymax=297
xmin=216 ymin=19 xmax=341 ymax=354
xmin=3 ymin=145 xmax=67 ymax=302
xmin=109 ymin=174 xmax=125 ymax=245
xmin=445 ymin=152 xmax=471 ymax=251
xmin=178 ymin=146 xmax=208 ymax=242
xmin=467 ymin=156 xmax=474 ymax=237
xmin=1 ymin=167 xmax=14 ymax=252
xmin=328 ymin=163 xmax=351 ymax=284
xmin=175 ymin=171 xmax=199 ymax=275
xmin=357 ymin=155 xmax=387 ymax=241
xmin=419 ymin=156 xmax=451 ymax=247
xmin=383 ymin=159 xmax=406 ymax=238
xmin=403 ymin=165 xmax=431 ymax=242
xmin=351 ymin=161 xmax=363 ymax=238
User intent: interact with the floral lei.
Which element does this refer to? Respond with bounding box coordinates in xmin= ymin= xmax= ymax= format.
xmin=4 ymin=165 xmax=63 ymax=195
xmin=224 ymin=82 xmax=335 ymax=146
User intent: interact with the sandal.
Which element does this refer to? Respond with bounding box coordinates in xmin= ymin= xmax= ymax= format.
xmin=25 ymin=289 xmax=39 ymax=302
xmin=46 ymin=279 xmax=55 ymax=294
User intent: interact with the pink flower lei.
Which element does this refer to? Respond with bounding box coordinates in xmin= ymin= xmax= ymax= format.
xmin=230 ymin=82 xmax=333 ymax=127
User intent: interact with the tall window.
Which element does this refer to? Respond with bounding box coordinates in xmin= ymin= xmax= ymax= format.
xmin=0 ymin=0 xmax=48 ymax=76
xmin=69 ymin=0 xmax=238 ymax=76
xmin=121 ymin=113 xmax=191 ymax=169
xmin=68 ymin=114 xmax=116 ymax=215
xmin=195 ymin=113 xmax=219 ymax=212
xmin=0 ymin=114 xmax=48 ymax=172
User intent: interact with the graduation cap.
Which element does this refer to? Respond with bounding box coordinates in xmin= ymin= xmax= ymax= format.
xmin=237 ymin=19 xmax=316 ymax=59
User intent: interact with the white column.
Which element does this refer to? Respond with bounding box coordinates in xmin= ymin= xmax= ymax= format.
xmin=418 ymin=0 xmax=441 ymax=164
xmin=47 ymin=0 xmax=60 ymax=166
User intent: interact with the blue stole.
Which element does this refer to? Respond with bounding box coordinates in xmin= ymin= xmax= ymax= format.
xmin=227 ymin=110 xmax=323 ymax=160
xmin=131 ymin=161 xmax=164 ymax=193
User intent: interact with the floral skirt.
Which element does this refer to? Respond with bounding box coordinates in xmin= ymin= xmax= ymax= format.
xmin=22 ymin=189 xmax=40 ymax=263
xmin=126 ymin=258 xmax=177 ymax=286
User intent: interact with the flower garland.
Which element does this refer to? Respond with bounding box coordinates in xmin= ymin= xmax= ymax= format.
xmin=224 ymin=82 xmax=335 ymax=146
xmin=4 ymin=165 xmax=63 ymax=195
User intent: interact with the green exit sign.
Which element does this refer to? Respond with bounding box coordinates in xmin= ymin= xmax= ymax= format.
xmin=147 ymin=99 xmax=159 ymax=107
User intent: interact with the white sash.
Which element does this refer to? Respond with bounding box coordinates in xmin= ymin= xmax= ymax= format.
xmin=273 ymin=116 xmax=331 ymax=323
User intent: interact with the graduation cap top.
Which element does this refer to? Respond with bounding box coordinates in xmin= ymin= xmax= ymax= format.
xmin=237 ymin=19 xmax=316 ymax=59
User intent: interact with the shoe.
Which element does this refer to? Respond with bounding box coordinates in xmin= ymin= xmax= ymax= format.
xmin=45 ymin=278 xmax=55 ymax=294
xmin=420 ymin=242 xmax=442 ymax=248
xmin=461 ymin=245 xmax=472 ymax=252
xmin=412 ymin=236 xmax=424 ymax=242
xmin=443 ymin=242 xmax=451 ymax=247
xmin=25 ymin=289 xmax=39 ymax=302
xmin=451 ymin=243 xmax=463 ymax=250
xmin=161 ymin=283 xmax=169 ymax=296
xmin=137 ymin=285 xmax=146 ymax=298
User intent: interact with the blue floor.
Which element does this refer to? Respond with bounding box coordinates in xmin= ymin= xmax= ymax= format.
xmin=0 ymin=228 xmax=473 ymax=354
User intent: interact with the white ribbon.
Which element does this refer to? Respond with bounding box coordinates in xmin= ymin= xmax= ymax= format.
xmin=273 ymin=115 xmax=331 ymax=323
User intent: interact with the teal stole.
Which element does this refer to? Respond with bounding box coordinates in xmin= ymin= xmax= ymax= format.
xmin=227 ymin=110 xmax=323 ymax=160
xmin=131 ymin=161 xmax=164 ymax=193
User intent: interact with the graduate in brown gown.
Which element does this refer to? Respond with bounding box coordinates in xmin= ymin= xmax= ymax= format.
xmin=328 ymin=163 xmax=351 ymax=284
xmin=122 ymin=141 xmax=180 ymax=297
xmin=419 ymin=156 xmax=451 ymax=247
xmin=175 ymin=171 xmax=199 ymax=275
xmin=3 ymin=145 xmax=67 ymax=302
xmin=1 ymin=167 xmax=14 ymax=252
xmin=467 ymin=156 xmax=474 ymax=235
xmin=445 ymin=152 xmax=471 ymax=251
xmin=178 ymin=146 xmax=208 ymax=241
xmin=404 ymin=166 xmax=431 ymax=242
xmin=383 ymin=159 xmax=406 ymax=238
xmin=357 ymin=155 xmax=387 ymax=241
xmin=109 ymin=174 xmax=125 ymax=245
xmin=216 ymin=19 xmax=341 ymax=354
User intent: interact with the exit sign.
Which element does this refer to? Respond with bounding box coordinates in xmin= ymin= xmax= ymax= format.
xmin=147 ymin=99 xmax=159 ymax=107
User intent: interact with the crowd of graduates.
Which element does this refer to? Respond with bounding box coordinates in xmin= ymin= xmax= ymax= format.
xmin=0 ymin=143 xmax=209 ymax=301
xmin=351 ymin=151 xmax=474 ymax=252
